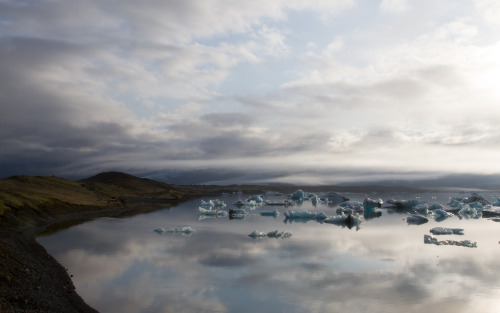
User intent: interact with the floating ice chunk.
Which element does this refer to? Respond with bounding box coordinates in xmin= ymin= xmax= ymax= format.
xmin=405 ymin=215 xmax=429 ymax=225
xmin=337 ymin=205 xmax=364 ymax=215
xmin=154 ymin=227 xmax=166 ymax=235
xmin=234 ymin=200 xmax=246 ymax=207
xmin=424 ymin=234 xmax=477 ymax=248
xmin=458 ymin=205 xmax=481 ymax=219
xmin=433 ymin=209 xmax=454 ymax=219
xmin=318 ymin=192 xmax=349 ymax=204
xmin=229 ymin=208 xmax=248 ymax=216
xmin=482 ymin=207 xmax=500 ymax=218
xmin=284 ymin=210 xmax=327 ymax=220
xmin=248 ymin=230 xmax=267 ymax=238
xmin=311 ymin=196 xmax=319 ymax=206
xmin=200 ymin=199 xmax=226 ymax=208
xmin=385 ymin=199 xmax=419 ymax=209
xmin=265 ymin=200 xmax=292 ymax=206
xmin=430 ymin=227 xmax=464 ymax=235
xmin=493 ymin=198 xmax=500 ymax=207
xmin=249 ymin=230 xmax=292 ymax=239
xmin=290 ymin=190 xmax=305 ymax=201
xmin=363 ymin=198 xmax=383 ymax=209
xmin=247 ymin=195 xmax=264 ymax=203
xmin=324 ymin=213 xmax=364 ymax=228
xmin=266 ymin=230 xmax=292 ymax=239
xmin=260 ymin=209 xmax=280 ymax=217
xmin=245 ymin=200 xmax=259 ymax=207
xmin=198 ymin=207 xmax=228 ymax=216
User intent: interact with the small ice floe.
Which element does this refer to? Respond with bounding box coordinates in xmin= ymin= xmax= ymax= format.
xmin=424 ymin=234 xmax=477 ymax=248
xmin=247 ymin=195 xmax=264 ymax=203
xmin=154 ymin=227 xmax=166 ymax=235
xmin=229 ymin=208 xmax=248 ymax=216
xmin=264 ymin=200 xmax=292 ymax=206
xmin=248 ymin=230 xmax=292 ymax=239
xmin=234 ymin=200 xmax=246 ymax=207
xmin=200 ymin=199 xmax=226 ymax=208
xmin=405 ymin=215 xmax=429 ymax=225
xmin=259 ymin=209 xmax=280 ymax=217
xmin=430 ymin=227 xmax=464 ymax=235
xmin=318 ymin=192 xmax=350 ymax=204
xmin=383 ymin=199 xmax=419 ymax=209
xmin=481 ymin=207 xmax=500 ymax=218
xmin=324 ymin=213 xmax=364 ymax=228
xmin=433 ymin=209 xmax=454 ymax=221
xmin=290 ymin=189 xmax=305 ymax=201
xmin=154 ymin=226 xmax=196 ymax=235
xmin=457 ymin=205 xmax=482 ymax=219
xmin=448 ymin=193 xmax=491 ymax=209
xmin=284 ymin=210 xmax=328 ymax=220
xmin=199 ymin=207 xmax=228 ymax=216
xmin=336 ymin=203 xmax=364 ymax=215
xmin=493 ymin=198 xmax=500 ymax=207
xmin=363 ymin=198 xmax=383 ymax=209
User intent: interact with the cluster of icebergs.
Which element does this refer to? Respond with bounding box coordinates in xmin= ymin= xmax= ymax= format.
xmin=155 ymin=191 xmax=499 ymax=245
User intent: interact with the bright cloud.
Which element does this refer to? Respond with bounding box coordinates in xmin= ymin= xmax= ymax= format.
xmin=1 ymin=0 xmax=500 ymax=185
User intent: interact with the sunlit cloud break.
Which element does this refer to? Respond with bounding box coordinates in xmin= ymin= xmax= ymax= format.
xmin=1 ymin=0 xmax=500 ymax=186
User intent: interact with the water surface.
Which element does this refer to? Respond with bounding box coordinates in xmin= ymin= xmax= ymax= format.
xmin=38 ymin=191 xmax=500 ymax=313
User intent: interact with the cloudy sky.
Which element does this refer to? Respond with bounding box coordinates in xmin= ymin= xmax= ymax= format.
xmin=1 ymin=0 xmax=500 ymax=185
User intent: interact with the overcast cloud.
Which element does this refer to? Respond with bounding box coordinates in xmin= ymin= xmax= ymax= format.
xmin=1 ymin=0 xmax=500 ymax=185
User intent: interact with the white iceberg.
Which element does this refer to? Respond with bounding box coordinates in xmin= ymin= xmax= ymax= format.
xmin=199 ymin=207 xmax=228 ymax=216
xmin=284 ymin=210 xmax=327 ymax=220
xmin=324 ymin=213 xmax=364 ymax=228
xmin=248 ymin=230 xmax=292 ymax=239
xmin=430 ymin=227 xmax=464 ymax=235
xmin=154 ymin=226 xmax=196 ymax=235
xmin=424 ymin=234 xmax=477 ymax=248
xmin=247 ymin=195 xmax=264 ymax=203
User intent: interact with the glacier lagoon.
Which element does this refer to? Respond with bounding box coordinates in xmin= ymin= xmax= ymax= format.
xmin=38 ymin=191 xmax=500 ymax=313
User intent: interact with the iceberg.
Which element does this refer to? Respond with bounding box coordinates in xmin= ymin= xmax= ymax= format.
xmin=363 ymin=198 xmax=383 ymax=209
xmin=284 ymin=210 xmax=327 ymax=220
xmin=290 ymin=189 xmax=305 ymax=201
xmin=324 ymin=213 xmax=364 ymax=228
xmin=481 ymin=207 xmax=500 ymax=218
xmin=430 ymin=227 xmax=464 ymax=235
xmin=248 ymin=230 xmax=292 ymax=239
xmin=229 ymin=208 xmax=248 ymax=216
xmin=259 ymin=209 xmax=280 ymax=217
xmin=384 ymin=199 xmax=419 ymax=209
xmin=493 ymin=198 xmax=500 ymax=207
xmin=264 ymin=200 xmax=292 ymax=206
xmin=458 ymin=205 xmax=482 ymax=219
xmin=433 ymin=209 xmax=454 ymax=220
xmin=154 ymin=226 xmax=196 ymax=235
xmin=318 ymin=192 xmax=349 ymax=204
xmin=405 ymin=215 xmax=429 ymax=225
xmin=247 ymin=195 xmax=264 ymax=203
xmin=424 ymin=234 xmax=477 ymax=248
xmin=199 ymin=207 xmax=228 ymax=216
xmin=200 ymin=199 xmax=226 ymax=208
xmin=154 ymin=227 xmax=166 ymax=235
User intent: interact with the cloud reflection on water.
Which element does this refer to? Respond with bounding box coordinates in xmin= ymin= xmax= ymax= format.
xmin=38 ymin=195 xmax=500 ymax=313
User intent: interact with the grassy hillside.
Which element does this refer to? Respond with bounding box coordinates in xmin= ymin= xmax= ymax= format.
xmin=0 ymin=172 xmax=200 ymax=227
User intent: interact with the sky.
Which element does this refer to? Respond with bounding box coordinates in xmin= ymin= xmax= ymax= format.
xmin=1 ymin=0 xmax=500 ymax=185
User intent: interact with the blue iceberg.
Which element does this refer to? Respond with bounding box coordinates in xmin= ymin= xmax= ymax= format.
xmin=430 ymin=227 xmax=464 ymax=235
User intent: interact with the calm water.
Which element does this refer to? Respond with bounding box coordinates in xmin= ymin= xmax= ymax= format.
xmin=38 ymin=191 xmax=500 ymax=313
